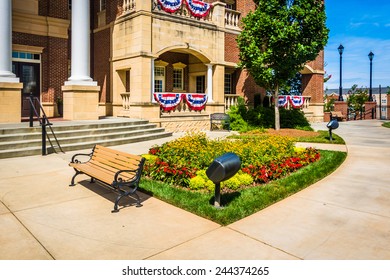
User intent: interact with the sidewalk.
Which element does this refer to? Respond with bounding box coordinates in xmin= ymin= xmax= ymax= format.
xmin=1 ymin=120 xmax=389 ymax=259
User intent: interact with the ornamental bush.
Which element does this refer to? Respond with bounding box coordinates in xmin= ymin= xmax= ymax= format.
xmin=143 ymin=132 xmax=320 ymax=191
xmin=227 ymin=97 xmax=311 ymax=131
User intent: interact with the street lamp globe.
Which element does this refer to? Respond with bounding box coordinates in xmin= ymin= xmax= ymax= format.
xmin=368 ymin=51 xmax=374 ymax=61
xmin=338 ymin=44 xmax=344 ymax=55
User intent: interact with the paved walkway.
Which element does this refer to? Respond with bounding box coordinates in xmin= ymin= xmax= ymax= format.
xmin=0 ymin=120 xmax=389 ymax=260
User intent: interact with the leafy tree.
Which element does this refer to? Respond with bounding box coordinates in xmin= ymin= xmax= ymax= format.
xmin=279 ymin=73 xmax=302 ymax=95
xmin=237 ymin=0 xmax=329 ymax=130
xmin=347 ymin=84 xmax=368 ymax=114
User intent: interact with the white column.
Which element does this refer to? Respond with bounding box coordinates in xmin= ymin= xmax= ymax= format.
xmin=207 ymin=64 xmax=213 ymax=102
xmin=65 ymin=0 xmax=96 ymax=86
xmin=151 ymin=58 xmax=155 ymax=102
xmin=0 ymin=0 xmax=19 ymax=82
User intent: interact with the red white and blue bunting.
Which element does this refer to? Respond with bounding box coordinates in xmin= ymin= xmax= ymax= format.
xmin=278 ymin=96 xmax=289 ymax=108
xmin=154 ymin=93 xmax=184 ymax=112
xmin=157 ymin=0 xmax=183 ymax=13
xmin=278 ymin=95 xmax=305 ymax=108
xmin=157 ymin=0 xmax=212 ymax=18
xmin=185 ymin=94 xmax=208 ymax=111
xmin=185 ymin=0 xmax=212 ymax=18
xmin=289 ymin=95 xmax=305 ymax=109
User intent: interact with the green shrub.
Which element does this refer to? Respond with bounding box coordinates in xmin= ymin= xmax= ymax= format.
xmin=227 ymin=100 xmax=310 ymax=131
xmin=279 ymin=108 xmax=310 ymax=128
xmin=222 ymin=172 xmax=254 ymax=190
xmin=189 ymin=170 xmax=215 ymax=191
xmin=189 ymin=170 xmax=254 ymax=192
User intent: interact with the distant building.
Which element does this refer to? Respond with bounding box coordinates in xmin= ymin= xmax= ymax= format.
xmin=325 ymin=87 xmax=389 ymax=119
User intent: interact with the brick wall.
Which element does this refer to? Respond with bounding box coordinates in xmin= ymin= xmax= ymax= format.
xmin=225 ymin=33 xmax=240 ymax=64
xmin=38 ymin=0 xmax=69 ymax=19
xmin=13 ymin=32 xmax=68 ymax=103
xmin=236 ymin=0 xmax=256 ymax=17
xmin=302 ymin=73 xmax=324 ymax=104
xmin=93 ymin=28 xmax=111 ymax=103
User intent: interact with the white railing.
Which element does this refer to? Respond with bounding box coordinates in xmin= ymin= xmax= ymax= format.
xmin=120 ymin=93 xmax=131 ymax=110
xmin=224 ymin=94 xmax=239 ymax=111
xmin=122 ymin=0 xmax=136 ymax=14
xmin=301 ymin=95 xmax=311 ymax=110
xmin=225 ymin=9 xmax=240 ymax=29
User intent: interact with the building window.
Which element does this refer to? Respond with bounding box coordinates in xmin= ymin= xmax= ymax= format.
xmin=68 ymin=0 xmax=71 ymax=10
xmin=173 ymin=69 xmax=183 ymax=90
xmin=196 ymin=76 xmax=205 ymax=93
xmin=12 ymin=51 xmax=40 ymax=61
xmin=226 ymin=1 xmax=236 ymax=10
xmin=224 ymin=73 xmax=232 ymax=94
xmin=100 ymin=0 xmax=106 ymax=11
xmin=155 ymin=80 xmax=163 ymax=93
xmin=154 ymin=66 xmax=165 ymax=92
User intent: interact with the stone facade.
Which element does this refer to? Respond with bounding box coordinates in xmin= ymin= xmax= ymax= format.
xmin=2 ymin=0 xmax=325 ymax=127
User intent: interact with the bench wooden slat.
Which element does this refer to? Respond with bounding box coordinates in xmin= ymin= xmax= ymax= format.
xmin=94 ymin=145 xmax=142 ymax=161
xmin=93 ymin=150 xmax=139 ymax=166
xmin=92 ymin=147 xmax=140 ymax=169
xmin=70 ymin=163 xmax=115 ymax=183
xmin=90 ymin=155 xmax=139 ymax=171
xmin=88 ymin=161 xmax=136 ymax=180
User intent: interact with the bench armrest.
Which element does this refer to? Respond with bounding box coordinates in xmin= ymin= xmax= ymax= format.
xmin=114 ymin=158 xmax=145 ymax=183
xmin=114 ymin=169 xmax=137 ymax=182
xmin=70 ymin=152 xmax=93 ymax=164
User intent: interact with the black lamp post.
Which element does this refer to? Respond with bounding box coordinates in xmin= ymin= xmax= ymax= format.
xmin=338 ymin=44 xmax=344 ymax=101
xmin=368 ymin=51 xmax=374 ymax=102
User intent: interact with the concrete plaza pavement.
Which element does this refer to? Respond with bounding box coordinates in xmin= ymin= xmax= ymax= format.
xmin=0 ymin=120 xmax=389 ymax=260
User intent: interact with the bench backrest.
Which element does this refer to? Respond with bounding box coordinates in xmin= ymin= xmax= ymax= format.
xmin=210 ymin=113 xmax=229 ymax=120
xmin=90 ymin=145 xmax=145 ymax=179
xmin=331 ymin=111 xmax=343 ymax=116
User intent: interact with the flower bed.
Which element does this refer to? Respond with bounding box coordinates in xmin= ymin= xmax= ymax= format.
xmin=143 ymin=132 xmax=320 ymax=191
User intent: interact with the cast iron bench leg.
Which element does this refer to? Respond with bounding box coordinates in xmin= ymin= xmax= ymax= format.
xmin=69 ymin=171 xmax=83 ymax=186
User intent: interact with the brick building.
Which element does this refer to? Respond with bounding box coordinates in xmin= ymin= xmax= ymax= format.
xmin=0 ymin=0 xmax=325 ymax=130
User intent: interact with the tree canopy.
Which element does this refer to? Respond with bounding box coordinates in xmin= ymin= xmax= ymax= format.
xmin=237 ymin=0 xmax=329 ymax=129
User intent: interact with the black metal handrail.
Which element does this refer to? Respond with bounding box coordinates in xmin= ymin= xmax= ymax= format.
xmin=28 ymin=93 xmax=64 ymax=155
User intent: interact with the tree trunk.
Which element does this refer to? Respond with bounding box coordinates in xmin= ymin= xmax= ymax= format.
xmin=274 ymin=84 xmax=280 ymax=130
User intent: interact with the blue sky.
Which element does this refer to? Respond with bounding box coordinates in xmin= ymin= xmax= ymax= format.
xmin=324 ymin=0 xmax=390 ymax=90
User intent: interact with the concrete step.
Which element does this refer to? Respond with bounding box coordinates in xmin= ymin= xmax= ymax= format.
xmin=0 ymin=123 xmax=158 ymax=142
xmin=0 ymin=118 xmax=172 ymax=159
xmin=0 ymin=127 xmax=167 ymax=150
xmin=0 ymin=131 xmax=172 ymax=159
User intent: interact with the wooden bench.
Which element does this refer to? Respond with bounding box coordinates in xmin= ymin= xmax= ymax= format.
xmin=69 ymin=145 xmax=146 ymax=212
xmin=210 ymin=113 xmax=230 ymax=131
xmin=330 ymin=111 xmax=346 ymax=121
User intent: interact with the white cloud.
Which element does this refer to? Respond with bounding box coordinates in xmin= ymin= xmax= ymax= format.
xmin=324 ymin=36 xmax=390 ymax=90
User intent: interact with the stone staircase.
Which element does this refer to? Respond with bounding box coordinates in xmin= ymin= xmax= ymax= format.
xmin=0 ymin=118 xmax=172 ymax=159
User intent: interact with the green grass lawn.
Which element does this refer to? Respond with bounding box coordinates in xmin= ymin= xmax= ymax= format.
xmin=382 ymin=122 xmax=390 ymax=128
xmin=295 ymin=130 xmax=345 ymax=144
xmin=139 ymin=149 xmax=347 ymax=225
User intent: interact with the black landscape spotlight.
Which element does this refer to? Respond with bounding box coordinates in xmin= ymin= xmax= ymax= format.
xmin=206 ymin=152 xmax=241 ymax=208
xmin=327 ymin=118 xmax=339 ymax=142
